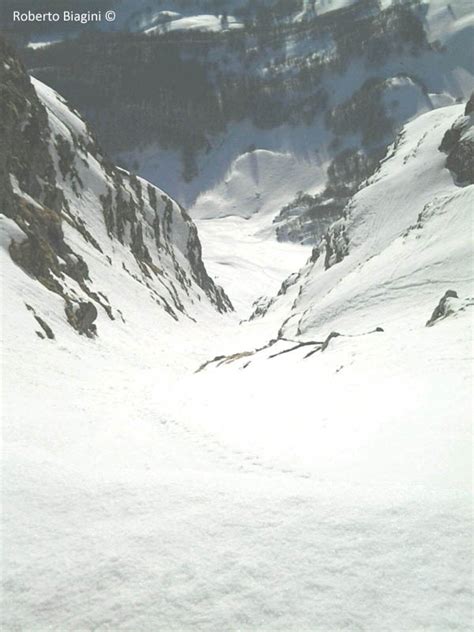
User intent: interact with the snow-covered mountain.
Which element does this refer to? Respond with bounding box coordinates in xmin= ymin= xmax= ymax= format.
xmin=21 ymin=1 xmax=473 ymax=304
xmin=1 ymin=38 xmax=231 ymax=348
xmin=201 ymin=97 xmax=473 ymax=355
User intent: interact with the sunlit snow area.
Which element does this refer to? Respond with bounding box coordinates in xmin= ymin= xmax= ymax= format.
xmin=1 ymin=2 xmax=474 ymax=630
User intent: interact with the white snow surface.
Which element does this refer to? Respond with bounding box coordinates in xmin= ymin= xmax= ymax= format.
xmin=196 ymin=215 xmax=311 ymax=313
xmin=279 ymin=106 xmax=474 ymax=337
xmin=146 ymin=14 xmax=243 ymax=35
xmin=1 ymin=83 xmax=473 ymax=631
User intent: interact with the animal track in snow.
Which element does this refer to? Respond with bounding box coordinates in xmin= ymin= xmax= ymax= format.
xmin=159 ymin=415 xmax=313 ymax=482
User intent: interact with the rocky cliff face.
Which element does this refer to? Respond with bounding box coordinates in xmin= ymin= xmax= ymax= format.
xmin=439 ymin=94 xmax=474 ymax=185
xmin=0 ymin=37 xmax=231 ymax=340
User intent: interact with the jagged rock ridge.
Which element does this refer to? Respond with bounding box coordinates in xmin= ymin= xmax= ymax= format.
xmin=0 ymin=38 xmax=232 ymax=340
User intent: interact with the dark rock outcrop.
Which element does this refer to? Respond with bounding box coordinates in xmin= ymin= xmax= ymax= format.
xmin=274 ymin=148 xmax=384 ymax=245
xmin=439 ymin=94 xmax=474 ymax=185
xmin=445 ymin=139 xmax=474 ymax=184
xmin=65 ymin=301 xmax=98 ymax=337
xmin=426 ymin=290 xmax=459 ymax=327
xmin=323 ymin=220 xmax=350 ymax=270
xmin=1 ymin=37 xmax=100 ymax=327
xmin=464 ymin=93 xmax=474 ymax=116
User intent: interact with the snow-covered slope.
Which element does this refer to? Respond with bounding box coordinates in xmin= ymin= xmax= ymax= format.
xmin=263 ymin=102 xmax=473 ymax=336
xmin=205 ymin=101 xmax=473 ymax=347
xmin=188 ymin=100 xmax=473 ymax=492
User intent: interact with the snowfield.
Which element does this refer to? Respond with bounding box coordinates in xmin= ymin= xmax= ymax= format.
xmin=2 ymin=261 xmax=472 ymax=630
xmin=2 ymin=50 xmax=473 ymax=632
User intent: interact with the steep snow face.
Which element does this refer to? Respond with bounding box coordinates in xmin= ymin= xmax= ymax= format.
xmin=192 ymin=147 xmax=325 ymax=221
xmin=382 ymin=76 xmax=433 ymax=125
xmin=0 ymin=42 xmax=231 ymax=347
xmin=273 ymin=104 xmax=474 ymax=338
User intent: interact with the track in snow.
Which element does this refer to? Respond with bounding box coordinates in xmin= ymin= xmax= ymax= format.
xmin=159 ymin=416 xmax=313 ymax=481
